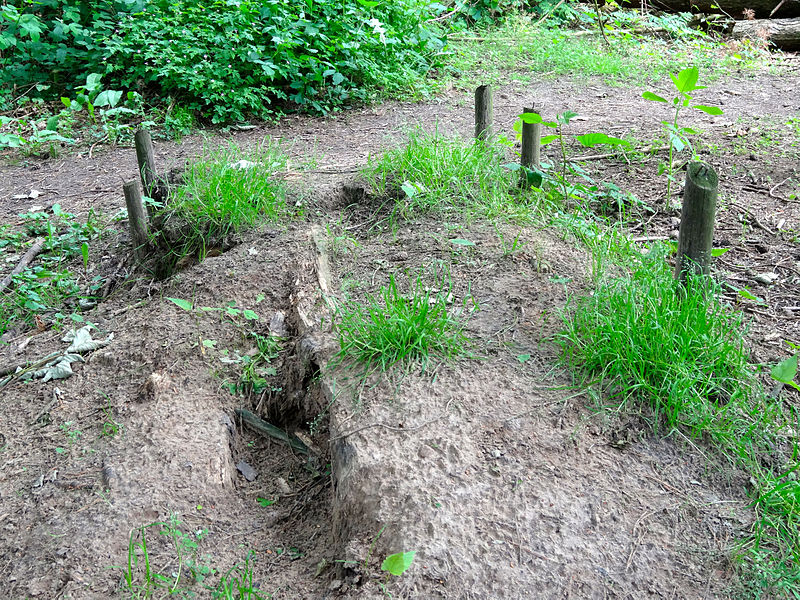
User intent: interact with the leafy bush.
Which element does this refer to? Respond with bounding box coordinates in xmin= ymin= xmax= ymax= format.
xmin=0 ymin=1 xmax=136 ymax=93
xmin=1 ymin=0 xmax=446 ymax=122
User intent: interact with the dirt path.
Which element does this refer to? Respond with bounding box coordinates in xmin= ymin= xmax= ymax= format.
xmin=0 ymin=70 xmax=798 ymax=598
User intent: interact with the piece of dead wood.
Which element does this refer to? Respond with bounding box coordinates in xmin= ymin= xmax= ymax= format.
xmin=0 ymin=238 xmax=45 ymax=294
xmin=235 ymin=408 xmax=309 ymax=455
xmin=730 ymin=202 xmax=775 ymax=236
xmin=770 ymin=176 xmax=792 ymax=199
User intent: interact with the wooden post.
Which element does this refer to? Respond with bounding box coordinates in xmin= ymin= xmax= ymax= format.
xmin=520 ymin=106 xmax=542 ymax=188
xmin=474 ymin=85 xmax=493 ymax=142
xmin=123 ymin=181 xmax=149 ymax=257
xmin=134 ymin=129 xmax=157 ymax=199
xmin=674 ymin=162 xmax=718 ymax=284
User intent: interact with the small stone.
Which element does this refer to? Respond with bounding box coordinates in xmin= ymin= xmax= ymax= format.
xmin=491 ymin=449 xmax=502 ymax=458
xmin=276 ymin=477 xmax=291 ymax=495
xmin=669 ymin=229 xmax=679 ymax=239
xmin=754 ymin=272 xmax=778 ymax=285
xmin=236 ymin=461 xmax=258 ymax=482
xmin=329 ymin=579 xmax=343 ymax=591
xmin=670 ymin=217 xmax=681 ymax=227
xmin=269 ymin=311 xmax=288 ymax=337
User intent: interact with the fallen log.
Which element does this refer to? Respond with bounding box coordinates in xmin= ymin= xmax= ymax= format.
xmin=732 ymin=16 xmax=800 ymax=49
xmin=621 ymin=0 xmax=800 ymax=19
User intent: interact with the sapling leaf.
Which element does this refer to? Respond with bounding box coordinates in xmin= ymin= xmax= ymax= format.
xmin=243 ymin=309 xmax=259 ymax=321
xmin=167 ymin=297 xmax=193 ymax=311
xmin=575 ymin=133 xmax=629 ymax=148
xmin=523 ymin=167 xmax=544 ymax=188
xmin=401 ymin=181 xmax=421 ymax=198
xmin=672 ymin=66 xmax=700 ymax=93
xmin=540 ymin=134 xmax=560 ymax=145
xmin=519 ymin=112 xmax=542 ymax=124
xmin=381 ymin=551 xmax=416 ymax=576
xmin=771 ymin=354 xmax=798 ymax=385
xmin=558 ymin=110 xmax=579 ymax=125
xmin=449 ymin=238 xmax=475 ymax=246
xmin=692 ymin=105 xmax=723 ymax=116
xmin=642 ymin=91 xmax=668 ymax=103
xmin=711 ymin=248 xmax=729 ymax=257
xmin=669 ymin=134 xmax=685 ymax=153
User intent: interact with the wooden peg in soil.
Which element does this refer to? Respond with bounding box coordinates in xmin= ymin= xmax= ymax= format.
xmin=123 ymin=180 xmax=149 ymax=257
xmin=674 ymin=161 xmax=718 ymax=285
xmin=519 ymin=106 xmax=542 ymax=188
xmin=134 ymin=128 xmax=157 ymax=199
xmin=474 ymin=85 xmax=493 ymax=141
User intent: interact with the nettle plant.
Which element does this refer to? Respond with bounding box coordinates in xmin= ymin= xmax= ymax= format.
xmin=643 ymin=66 xmax=723 ymax=203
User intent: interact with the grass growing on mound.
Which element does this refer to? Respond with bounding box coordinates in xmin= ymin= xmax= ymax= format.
xmin=557 ymin=245 xmax=800 ymax=597
xmin=158 ymin=141 xmax=287 ymax=263
xmin=364 ymin=131 xmax=540 ymax=223
xmin=334 ymin=271 xmax=471 ymax=373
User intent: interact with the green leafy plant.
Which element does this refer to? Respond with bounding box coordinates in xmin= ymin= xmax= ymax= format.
xmin=771 ymin=349 xmax=800 ymax=392
xmin=381 ymin=551 xmax=416 ymax=576
xmin=0 ymin=206 xmax=105 ymax=337
xmin=642 ymin=66 xmax=723 ymax=203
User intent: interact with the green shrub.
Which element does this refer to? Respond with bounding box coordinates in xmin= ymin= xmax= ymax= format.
xmin=0 ymin=1 xmax=134 ymax=91
xmin=1 ymin=0 xmax=446 ymax=122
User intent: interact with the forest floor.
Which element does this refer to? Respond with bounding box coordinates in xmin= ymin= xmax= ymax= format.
xmin=1 ymin=49 xmax=799 ymax=600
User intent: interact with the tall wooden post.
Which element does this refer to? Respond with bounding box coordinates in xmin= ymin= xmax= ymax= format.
xmin=134 ymin=129 xmax=157 ymax=199
xmin=474 ymin=85 xmax=493 ymax=142
xmin=520 ymin=106 xmax=542 ymax=188
xmin=674 ymin=162 xmax=718 ymax=285
xmin=123 ymin=181 xmax=149 ymax=258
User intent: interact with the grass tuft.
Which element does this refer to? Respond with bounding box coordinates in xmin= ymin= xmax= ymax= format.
xmin=364 ymin=130 xmax=541 ymax=223
xmin=157 ymin=140 xmax=287 ymax=265
xmin=557 ymin=245 xmax=800 ymax=596
xmin=334 ymin=271 xmax=471 ymax=373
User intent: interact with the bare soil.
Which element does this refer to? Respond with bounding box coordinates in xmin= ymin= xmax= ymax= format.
xmin=1 ymin=60 xmax=799 ymax=600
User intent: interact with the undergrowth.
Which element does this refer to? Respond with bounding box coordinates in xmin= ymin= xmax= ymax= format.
xmin=443 ymin=11 xmax=773 ymax=91
xmin=0 ymin=205 xmax=105 ymax=338
xmin=557 ymin=245 xmax=800 ymax=597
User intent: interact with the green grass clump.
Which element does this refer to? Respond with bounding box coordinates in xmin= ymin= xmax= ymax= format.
xmin=334 ymin=272 xmax=470 ymax=373
xmin=557 ymin=245 xmax=800 ymax=596
xmin=158 ymin=141 xmax=287 ymax=263
xmin=558 ymin=248 xmax=757 ymax=430
xmin=364 ymin=131 xmax=537 ymax=222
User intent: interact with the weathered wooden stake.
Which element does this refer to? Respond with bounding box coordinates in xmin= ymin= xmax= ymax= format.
xmin=674 ymin=161 xmax=718 ymax=284
xmin=134 ymin=128 xmax=157 ymax=199
xmin=519 ymin=106 xmax=542 ymax=188
xmin=474 ymin=85 xmax=493 ymax=141
xmin=123 ymin=180 xmax=149 ymax=257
